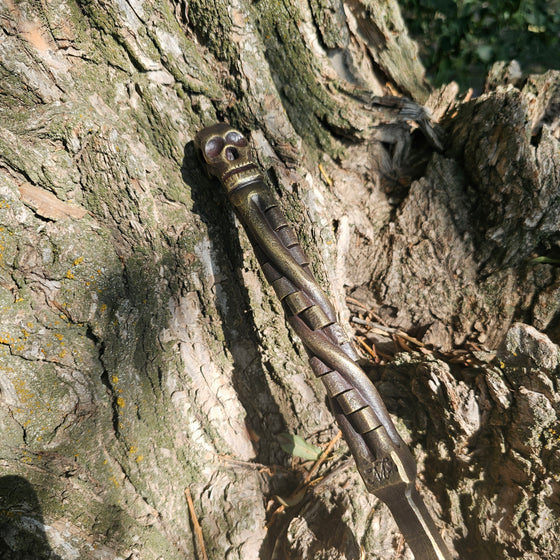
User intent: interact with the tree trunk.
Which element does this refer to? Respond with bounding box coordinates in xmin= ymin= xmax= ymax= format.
xmin=0 ymin=0 xmax=559 ymax=559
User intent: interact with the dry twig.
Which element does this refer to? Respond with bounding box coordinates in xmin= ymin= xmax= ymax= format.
xmin=185 ymin=487 xmax=208 ymax=560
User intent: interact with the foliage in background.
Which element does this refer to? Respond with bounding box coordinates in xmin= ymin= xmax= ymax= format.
xmin=400 ymin=0 xmax=560 ymax=91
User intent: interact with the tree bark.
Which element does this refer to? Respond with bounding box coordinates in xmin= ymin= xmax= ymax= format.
xmin=0 ymin=1 xmax=559 ymax=559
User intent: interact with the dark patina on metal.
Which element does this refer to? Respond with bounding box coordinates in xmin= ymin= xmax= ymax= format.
xmin=194 ymin=122 xmax=452 ymax=560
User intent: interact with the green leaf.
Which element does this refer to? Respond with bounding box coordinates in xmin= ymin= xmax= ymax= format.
xmin=278 ymin=433 xmax=322 ymax=461
xmin=529 ymin=256 xmax=560 ymax=265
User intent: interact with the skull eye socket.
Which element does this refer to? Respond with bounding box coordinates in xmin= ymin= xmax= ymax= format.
xmin=205 ymin=136 xmax=225 ymax=159
xmin=225 ymin=130 xmax=248 ymax=147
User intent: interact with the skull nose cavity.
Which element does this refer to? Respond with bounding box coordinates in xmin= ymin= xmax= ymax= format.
xmin=225 ymin=146 xmax=239 ymax=161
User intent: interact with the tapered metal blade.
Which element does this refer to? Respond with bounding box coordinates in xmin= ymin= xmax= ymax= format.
xmin=378 ymin=483 xmax=452 ymax=560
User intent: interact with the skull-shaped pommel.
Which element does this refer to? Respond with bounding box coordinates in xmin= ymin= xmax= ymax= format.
xmin=195 ymin=122 xmax=263 ymax=193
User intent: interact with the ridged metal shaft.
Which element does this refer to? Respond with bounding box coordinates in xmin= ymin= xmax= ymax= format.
xmin=194 ymin=122 xmax=452 ymax=560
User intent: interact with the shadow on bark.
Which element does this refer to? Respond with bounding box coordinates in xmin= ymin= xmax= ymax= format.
xmin=263 ymin=488 xmax=361 ymax=560
xmin=0 ymin=475 xmax=61 ymax=560
xmin=182 ymin=142 xmax=291 ymax=467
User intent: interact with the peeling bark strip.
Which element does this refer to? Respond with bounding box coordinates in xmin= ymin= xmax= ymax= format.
xmin=19 ymin=183 xmax=87 ymax=221
xmin=0 ymin=0 xmax=559 ymax=559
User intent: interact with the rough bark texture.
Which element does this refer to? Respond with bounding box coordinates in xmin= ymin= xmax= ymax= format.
xmin=0 ymin=0 xmax=559 ymax=559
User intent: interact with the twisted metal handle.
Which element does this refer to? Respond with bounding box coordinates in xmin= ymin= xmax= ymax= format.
xmin=194 ymin=122 xmax=452 ymax=560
